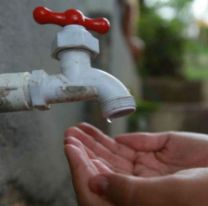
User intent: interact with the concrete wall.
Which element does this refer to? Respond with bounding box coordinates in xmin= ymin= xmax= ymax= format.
xmin=0 ymin=0 xmax=139 ymax=205
xmin=0 ymin=0 xmax=82 ymax=205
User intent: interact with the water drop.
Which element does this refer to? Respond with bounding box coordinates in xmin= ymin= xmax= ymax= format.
xmin=106 ymin=118 xmax=112 ymax=124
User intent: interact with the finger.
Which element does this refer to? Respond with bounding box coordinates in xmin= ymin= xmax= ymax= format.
xmin=65 ymin=136 xmax=129 ymax=174
xmin=65 ymin=141 xmax=113 ymax=206
xmin=92 ymin=159 xmax=113 ymax=173
xmin=65 ymin=136 xmax=98 ymax=187
xmin=86 ymin=147 xmax=97 ymax=159
xmin=96 ymin=157 xmax=131 ymax=174
xmin=89 ymin=173 xmax=138 ymax=205
xmin=77 ymin=123 xmax=135 ymax=161
xmin=65 ymin=127 xmax=133 ymax=174
xmin=64 ymin=144 xmax=94 ymax=203
xmin=115 ymin=132 xmax=168 ymax=152
xmin=65 ymin=136 xmax=97 ymax=159
xmin=89 ymin=173 xmax=182 ymax=206
xmin=64 ymin=143 xmax=98 ymax=181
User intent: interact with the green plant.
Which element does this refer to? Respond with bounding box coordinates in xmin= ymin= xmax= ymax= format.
xmin=128 ymin=100 xmax=160 ymax=131
xmin=138 ymin=6 xmax=186 ymax=77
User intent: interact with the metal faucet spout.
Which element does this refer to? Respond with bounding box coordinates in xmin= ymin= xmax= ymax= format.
xmin=59 ymin=50 xmax=136 ymax=119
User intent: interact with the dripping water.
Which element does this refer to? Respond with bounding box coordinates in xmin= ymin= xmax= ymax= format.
xmin=106 ymin=118 xmax=112 ymax=124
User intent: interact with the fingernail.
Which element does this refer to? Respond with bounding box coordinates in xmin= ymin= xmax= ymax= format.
xmin=89 ymin=175 xmax=109 ymax=196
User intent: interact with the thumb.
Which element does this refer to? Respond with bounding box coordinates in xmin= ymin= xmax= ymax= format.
xmin=89 ymin=173 xmax=138 ymax=206
xmin=89 ymin=173 xmax=184 ymax=206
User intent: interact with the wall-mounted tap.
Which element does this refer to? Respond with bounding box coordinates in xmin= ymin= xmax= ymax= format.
xmin=0 ymin=6 xmax=136 ymax=119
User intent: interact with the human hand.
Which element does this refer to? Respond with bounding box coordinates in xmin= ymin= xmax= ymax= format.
xmin=65 ymin=123 xmax=208 ymax=177
xmin=65 ymin=129 xmax=208 ymax=206
xmin=89 ymin=167 xmax=208 ymax=206
xmin=64 ymin=136 xmax=113 ymax=206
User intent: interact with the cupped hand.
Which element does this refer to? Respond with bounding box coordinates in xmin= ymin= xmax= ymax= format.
xmin=89 ymin=167 xmax=208 ymax=206
xmin=65 ymin=123 xmax=208 ymax=177
xmin=64 ymin=136 xmax=114 ymax=206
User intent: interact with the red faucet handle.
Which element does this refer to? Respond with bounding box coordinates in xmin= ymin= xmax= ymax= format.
xmin=33 ymin=6 xmax=110 ymax=34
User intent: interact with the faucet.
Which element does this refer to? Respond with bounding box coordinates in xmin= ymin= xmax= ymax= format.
xmin=0 ymin=7 xmax=136 ymax=119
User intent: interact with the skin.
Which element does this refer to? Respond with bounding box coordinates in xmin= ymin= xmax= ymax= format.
xmin=64 ymin=123 xmax=208 ymax=206
xmin=65 ymin=142 xmax=113 ymax=206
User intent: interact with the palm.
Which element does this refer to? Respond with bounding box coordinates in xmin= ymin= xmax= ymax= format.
xmin=65 ymin=124 xmax=208 ymax=177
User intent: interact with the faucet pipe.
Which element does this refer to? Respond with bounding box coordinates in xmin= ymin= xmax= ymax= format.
xmin=0 ymin=71 xmax=97 ymax=112
xmin=29 ymin=70 xmax=98 ymax=110
xmin=0 ymin=72 xmax=31 ymax=112
xmin=59 ymin=50 xmax=136 ymax=119
xmin=0 ymin=7 xmax=136 ymax=118
xmin=0 ymin=46 xmax=134 ymax=118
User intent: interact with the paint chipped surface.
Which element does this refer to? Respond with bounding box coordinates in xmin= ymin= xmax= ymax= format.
xmin=0 ymin=87 xmax=17 ymax=98
xmin=0 ymin=87 xmax=26 ymax=112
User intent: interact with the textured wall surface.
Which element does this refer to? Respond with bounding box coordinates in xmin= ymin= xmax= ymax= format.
xmin=0 ymin=0 xmax=139 ymax=205
xmin=0 ymin=1 xmax=84 ymax=205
